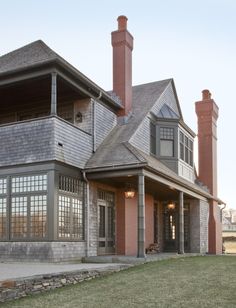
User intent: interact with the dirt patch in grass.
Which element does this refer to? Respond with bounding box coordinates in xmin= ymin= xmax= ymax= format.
xmin=2 ymin=256 xmax=236 ymax=308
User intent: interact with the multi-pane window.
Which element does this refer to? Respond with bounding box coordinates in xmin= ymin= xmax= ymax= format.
xmin=30 ymin=195 xmax=47 ymax=238
xmin=58 ymin=196 xmax=71 ymax=238
xmin=160 ymin=127 xmax=174 ymax=157
xmin=150 ymin=122 xmax=157 ymax=155
xmin=0 ymin=178 xmax=7 ymax=239
xmin=59 ymin=175 xmax=81 ymax=194
xmin=11 ymin=196 xmax=28 ymax=239
xmin=58 ymin=175 xmax=84 ymax=240
xmin=179 ymin=131 xmax=193 ymax=166
xmin=10 ymin=174 xmax=48 ymax=239
xmin=0 ymin=178 xmax=7 ymax=194
xmin=12 ymin=175 xmax=47 ymax=193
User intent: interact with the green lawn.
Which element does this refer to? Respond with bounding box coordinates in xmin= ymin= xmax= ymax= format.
xmin=3 ymin=256 xmax=236 ymax=308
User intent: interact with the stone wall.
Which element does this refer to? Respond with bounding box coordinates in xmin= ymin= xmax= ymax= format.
xmin=190 ymin=199 xmax=209 ymax=253
xmin=0 ymin=264 xmax=130 ymax=303
xmin=199 ymin=200 xmax=209 ymax=253
xmin=87 ymin=182 xmax=99 ymax=257
xmin=0 ymin=242 xmax=86 ymax=262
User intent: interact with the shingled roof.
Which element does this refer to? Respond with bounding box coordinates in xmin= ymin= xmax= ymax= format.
xmin=86 ymin=79 xmax=172 ymax=169
xmin=0 ymin=40 xmax=60 ymax=75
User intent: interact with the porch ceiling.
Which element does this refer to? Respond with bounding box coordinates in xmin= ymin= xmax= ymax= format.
xmin=0 ymin=75 xmax=87 ymax=109
xmin=94 ymin=175 xmax=182 ymax=201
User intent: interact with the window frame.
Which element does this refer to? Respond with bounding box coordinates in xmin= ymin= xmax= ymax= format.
xmin=58 ymin=175 xmax=85 ymax=241
xmin=150 ymin=121 xmax=157 ymax=155
xmin=179 ymin=130 xmax=194 ymax=167
xmin=10 ymin=174 xmax=48 ymax=241
xmin=0 ymin=173 xmax=48 ymax=242
xmin=159 ymin=127 xmax=174 ymax=157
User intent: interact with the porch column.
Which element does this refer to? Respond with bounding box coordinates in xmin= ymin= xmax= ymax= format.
xmin=137 ymin=174 xmax=145 ymax=258
xmin=178 ymin=191 xmax=184 ymax=254
xmin=51 ymin=72 xmax=57 ymax=115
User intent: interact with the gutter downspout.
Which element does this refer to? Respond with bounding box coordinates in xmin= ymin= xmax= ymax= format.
xmin=82 ymin=171 xmax=90 ymax=257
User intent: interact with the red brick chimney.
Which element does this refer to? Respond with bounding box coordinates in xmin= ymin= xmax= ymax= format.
xmin=195 ymin=90 xmax=222 ymax=254
xmin=111 ymin=16 xmax=133 ymax=116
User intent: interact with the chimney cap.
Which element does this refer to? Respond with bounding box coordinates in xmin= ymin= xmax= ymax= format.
xmin=202 ymin=89 xmax=212 ymax=100
xmin=117 ymin=15 xmax=128 ymax=30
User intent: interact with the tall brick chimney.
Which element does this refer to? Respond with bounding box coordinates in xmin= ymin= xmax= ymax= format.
xmin=111 ymin=16 xmax=133 ymax=116
xmin=195 ymin=90 xmax=222 ymax=254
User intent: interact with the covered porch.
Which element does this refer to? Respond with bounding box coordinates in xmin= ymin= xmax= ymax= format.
xmin=86 ymin=167 xmax=210 ymax=258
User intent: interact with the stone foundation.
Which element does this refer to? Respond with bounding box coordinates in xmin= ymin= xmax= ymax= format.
xmin=0 ymin=242 xmax=86 ymax=262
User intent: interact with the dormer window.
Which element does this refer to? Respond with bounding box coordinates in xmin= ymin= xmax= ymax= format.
xmin=160 ymin=127 xmax=174 ymax=157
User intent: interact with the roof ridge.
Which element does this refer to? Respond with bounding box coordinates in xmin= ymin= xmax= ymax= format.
xmin=35 ymin=40 xmax=58 ymax=58
xmin=132 ymin=78 xmax=172 ymax=89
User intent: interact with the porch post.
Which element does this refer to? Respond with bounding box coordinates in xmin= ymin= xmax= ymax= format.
xmin=178 ymin=191 xmax=184 ymax=254
xmin=137 ymin=173 xmax=145 ymax=258
xmin=51 ymin=72 xmax=57 ymax=115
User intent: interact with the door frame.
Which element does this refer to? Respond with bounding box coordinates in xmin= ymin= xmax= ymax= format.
xmin=97 ymin=190 xmax=115 ymax=255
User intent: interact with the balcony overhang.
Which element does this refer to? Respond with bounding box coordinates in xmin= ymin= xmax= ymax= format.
xmin=0 ymin=59 xmax=122 ymax=112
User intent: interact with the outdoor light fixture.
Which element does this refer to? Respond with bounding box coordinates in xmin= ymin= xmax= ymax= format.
xmin=167 ymin=201 xmax=175 ymax=210
xmin=124 ymin=184 xmax=135 ymax=199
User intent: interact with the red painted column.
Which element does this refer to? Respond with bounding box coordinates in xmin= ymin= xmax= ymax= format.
xmin=195 ymin=90 xmax=222 ymax=254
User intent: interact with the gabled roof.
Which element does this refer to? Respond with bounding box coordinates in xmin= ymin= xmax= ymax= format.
xmin=86 ymin=79 xmax=172 ymax=167
xmin=157 ymin=103 xmax=180 ymax=119
xmin=85 ymin=78 xmax=209 ymax=198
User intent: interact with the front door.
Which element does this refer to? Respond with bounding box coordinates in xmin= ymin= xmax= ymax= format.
xmin=163 ymin=202 xmax=190 ymax=252
xmin=98 ymin=190 xmax=115 ymax=255
xmin=163 ymin=203 xmax=178 ymax=251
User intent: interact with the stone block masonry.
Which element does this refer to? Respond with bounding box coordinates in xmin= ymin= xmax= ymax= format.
xmin=0 ymin=264 xmax=131 ymax=303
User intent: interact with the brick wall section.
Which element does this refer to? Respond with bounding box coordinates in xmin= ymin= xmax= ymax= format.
xmin=190 ymin=199 xmax=209 ymax=253
xmin=0 ymin=242 xmax=86 ymax=262
xmin=94 ymin=100 xmax=117 ymax=148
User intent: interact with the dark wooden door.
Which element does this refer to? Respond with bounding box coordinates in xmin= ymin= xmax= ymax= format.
xmin=163 ymin=204 xmax=178 ymax=251
xmin=98 ymin=191 xmax=115 ymax=255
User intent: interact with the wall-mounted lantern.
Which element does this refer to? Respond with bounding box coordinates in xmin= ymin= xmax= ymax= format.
xmin=167 ymin=201 xmax=175 ymax=210
xmin=124 ymin=184 xmax=135 ymax=199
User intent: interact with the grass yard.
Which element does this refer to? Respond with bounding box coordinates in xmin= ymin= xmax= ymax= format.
xmin=2 ymin=256 xmax=236 ymax=308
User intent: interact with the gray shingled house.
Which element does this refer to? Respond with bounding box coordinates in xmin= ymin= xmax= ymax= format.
xmin=0 ymin=16 xmax=223 ymax=261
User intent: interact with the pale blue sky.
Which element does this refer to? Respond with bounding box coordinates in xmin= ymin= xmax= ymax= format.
xmin=1 ymin=0 xmax=235 ymax=208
